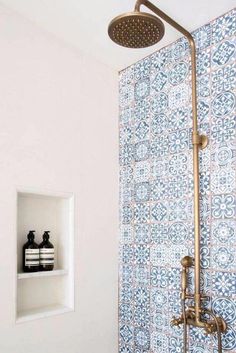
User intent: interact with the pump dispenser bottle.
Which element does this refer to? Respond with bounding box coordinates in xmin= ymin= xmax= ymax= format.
xmin=39 ymin=231 xmax=54 ymax=271
xmin=23 ymin=231 xmax=39 ymax=272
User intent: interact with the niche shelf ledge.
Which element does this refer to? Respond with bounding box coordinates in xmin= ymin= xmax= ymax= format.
xmin=17 ymin=269 xmax=68 ymax=280
xmin=16 ymin=304 xmax=73 ymax=323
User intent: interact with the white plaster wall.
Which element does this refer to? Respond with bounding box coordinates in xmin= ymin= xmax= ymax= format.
xmin=0 ymin=4 xmax=118 ymax=353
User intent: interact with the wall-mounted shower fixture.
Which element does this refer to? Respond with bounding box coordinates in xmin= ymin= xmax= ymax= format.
xmin=108 ymin=1 xmax=227 ymax=352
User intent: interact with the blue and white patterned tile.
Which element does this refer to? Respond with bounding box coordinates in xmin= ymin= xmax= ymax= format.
xmin=150 ymin=177 xmax=167 ymax=200
xmin=168 ymin=268 xmax=181 ymax=290
xmin=151 ymin=201 xmax=169 ymax=222
xmin=151 ymin=288 xmax=168 ymax=310
xmin=169 ymin=245 xmax=189 ymax=267
xmin=169 ymin=60 xmax=189 ymax=86
xmin=120 ymin=225 xmax=133 ymax=244
xmin=120 ymin=324 xmax=134 ymax=345
xmin=151 ymin=135 xmax=169 ymax=157
xmin=120 ymin=84 xmax=134 ymax=108
xmin=120 ymin=284 xmax=133 ymax=303
xmin=151 ymin=331 xmax=169 ymax=353
xmin=134 ymin=58 xmax=151 ymax=81
xmin=211 ymin=220 xmax=236 ymax=245
xmin=151 ymin=70 xmax=168 ymax=93
xmin=119 ymin=303 xmax=133 ymax=323
xmin=120 ymin=264 xmax=133 ymax=285
xmin=134 ymin=141 xmax=150 ymax=162
xmin=120 ymin=106 xmax=133 ymax=125
xmin=211 ymin=194 xmax=236 ymax=219
xmin=197 ymin=74 xmax=211 ymax=98
xmin=212 ymin=297 xmax=236 ymax=326
xmin=150 ymin=113 xmax=169 ymax=136
xmin=196 ymin=49 xmax=211 ymax=76
xmin=134 ymin=203 xmax=150 ymax=223
xmin=211 ymin=167 xmax=235 ymax=194
xmin=212 ymin=91 xmax=235 ymax=119
xmin=200 ymin=171 xmax=211 ymax=195
xmin=169 ymin=129 xmax=189 ymax=154
xmin=150 ymin=266 xmax=169 ymax=288
xmin=212 ymin=63 xmax=236 ymax=95
xmin=134 ymin=98 xmax=150 ymax=122
xmin=120 ymin=66 xmax=134 ymax=87
xmin=134 ymin=224 xmax=150 ymax=244
xmin=169 ymin=336 xmax=184 ymax=353
xmin=133 ymin=161 xmax=150 ymax=183
xmin=151 ymin=223 xmax=169 ymax=244
xmin=121 ymin=204 xmax=133 ymax=224
xmin=134 ymin=182 xmax=150 ymax=202
xmin=168 ymin=37 xmax=189 ymax=62
xmin=168 ymin=221 xmax=190 ymax=246
xmin=151 ymin=157 xmax=169 ymax=177
xmin=168 ymin=291 xmax=181 ymax=316
xmin=212 ymin=271 xmax=236 ymax=297
xmin=169 ymin=107 xmax=191 ymax=131
xmin=151 ymin=92 xmax=169 ymax=114
xmin=134 ymin=287 xmax=149 ymax=306
xmin=120 ymin=144 xmax=133 ymax=166
xmin=211 ymin=245 xmax=236 ymax=271
xmin=211 ymin=115 xmax=236 ymax=144
xmin=169 ymin=199 xmax=192 ymax=222
xmin=135 ymin=120 xmax=149 ymax=141
xmin=134 ymin=245 xmax=150 ymax=265
xmin=134 ymin=304 xmax=150 ymax=327
xmin=189 ymin=342 xmax=213 ymax=353
xmin=121 ymin=245 xmax=133 ymax=264
xmin=211 ymin=39 xmax=236 ymax=68
xmin=151 ymin=309 xmax=169 ymax=331
xmin=150 ymin=246 xmax=169 ymax=267
xmin=120 ymin=125 xmax=133 ymax=145
xmin=134 ymin=265 xmax=150 ymax=287
xmin=169 ymin=83 xmax=189 ymax=110
xmin=135 ymin=78 xmax=150 ymax=101
xmin=121 ymin=184 xmax=133 ymax=204
xmin=190 ymin=326 xmax=212 ymax=344
xmin=212 ymin=10 xmax=236 ymax=44
xmin=134 ymin=327 xmax=150 ymax=350
xmin=211 ymin=142 xmax=236 ymax=168
xmin=168 ymin=152 xmax=189 ymax=176
xmin=119 ymin=344 xmax=133 ymax=353
xmin=193 ymin=23 xmax=212 ymax=50
xmin=168 ymin=175 xmax=189 ymax=199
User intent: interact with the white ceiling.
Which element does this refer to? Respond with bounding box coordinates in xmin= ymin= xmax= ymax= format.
xmin=1 ymin=0 xmax=235 ymax=70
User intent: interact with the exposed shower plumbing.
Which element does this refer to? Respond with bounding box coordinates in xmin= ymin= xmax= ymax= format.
xmin=108 ymin=1 xmax=227 ymax=352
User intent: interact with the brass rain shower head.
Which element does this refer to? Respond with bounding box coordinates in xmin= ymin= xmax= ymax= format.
xmin=108 ymin=11 xmax=165 ymax=48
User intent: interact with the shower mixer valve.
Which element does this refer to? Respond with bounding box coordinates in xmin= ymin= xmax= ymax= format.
xmin=171 ymin=256 xmax=227 ymax=335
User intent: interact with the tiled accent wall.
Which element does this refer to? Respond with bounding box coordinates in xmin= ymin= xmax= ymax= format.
xmin=119 ymin=9 xmax=236 ymax=353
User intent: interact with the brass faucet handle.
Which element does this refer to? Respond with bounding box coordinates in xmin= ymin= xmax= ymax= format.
xmin=170 ymin=316 xmax=183 ymax=327
xmin=181 ymin=256 xmax=194 ymax=268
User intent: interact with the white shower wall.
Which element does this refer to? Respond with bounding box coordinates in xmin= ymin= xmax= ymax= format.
xmin=0 ymin=4 xmax=118 ymax=353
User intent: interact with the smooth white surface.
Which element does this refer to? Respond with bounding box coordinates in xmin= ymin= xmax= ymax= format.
xmin=17 ymin=269 xmax=68 ymax=279
xmin=0 ymin=0 xmax=235 ymax=70
xmin=16 ymin=304 xmax=73 ymax=323
xmin=0 ymin=4 xmax=118 ymax=353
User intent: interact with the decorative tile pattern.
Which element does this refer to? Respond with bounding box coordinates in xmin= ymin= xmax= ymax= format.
xmin=119 ymin=9 xmax=236 ymax=353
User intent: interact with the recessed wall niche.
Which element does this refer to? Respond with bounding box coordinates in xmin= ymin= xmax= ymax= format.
xmin=16 ymin=189 xmax=75 ymax=323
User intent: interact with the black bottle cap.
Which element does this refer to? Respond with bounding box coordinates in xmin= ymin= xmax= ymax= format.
xmin=27 ymin=230 xmax=35 ymax=240
xmin=43 ymin=231 xmax=50 ymax=240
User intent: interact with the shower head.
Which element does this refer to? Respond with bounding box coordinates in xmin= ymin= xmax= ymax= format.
xmin=108 ymin=11 xmax=165 ymax=48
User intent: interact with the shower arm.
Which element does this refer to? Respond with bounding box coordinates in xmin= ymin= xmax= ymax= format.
xmin=132 ymin=2 xmax=228 ymax=341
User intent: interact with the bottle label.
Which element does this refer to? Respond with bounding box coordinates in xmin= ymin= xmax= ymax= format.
xmin=25 ymin=249 xmax=39 ymax=266
xmin=40 ymin=249 xmax=54 ymax=265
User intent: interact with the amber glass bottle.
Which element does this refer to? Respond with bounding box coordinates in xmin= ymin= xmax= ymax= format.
xmin=23 ymin=231 xmax=39 ymax=272
xmin=39 ymin=231 xmax=54 ymax=271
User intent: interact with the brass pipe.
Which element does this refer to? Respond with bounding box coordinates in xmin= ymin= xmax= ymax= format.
xmin=134 ymin=0 xmax=202 ymax=322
